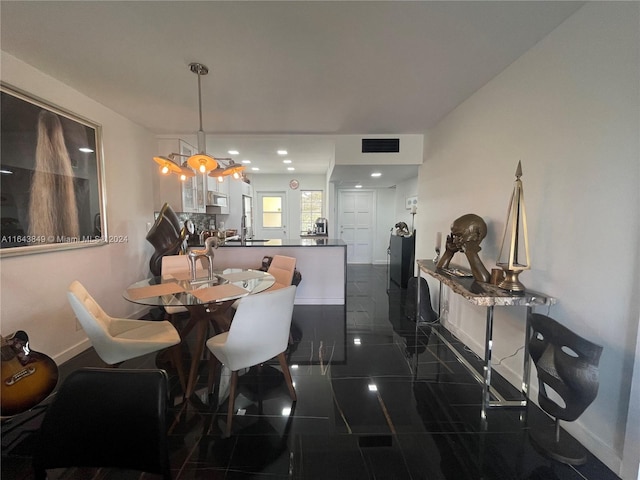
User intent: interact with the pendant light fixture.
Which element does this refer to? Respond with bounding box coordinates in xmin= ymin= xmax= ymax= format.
xmin=208 ymin=166 xmax=226 ymax=183
xmin=223 ymin=159 xmax=245 ymax=179
xmin=177 ymin=161 xmax=196 ymax=181
xmin=153 ymin=155 xmax=181 ymax=175
xmin=186 ymin=62 xmax=218 ymax=174
xmin=153 ymin=62 xmax=245 ymax=181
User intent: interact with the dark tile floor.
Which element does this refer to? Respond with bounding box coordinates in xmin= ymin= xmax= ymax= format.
xmin=1 ymin=265 xmax=621 ymax=479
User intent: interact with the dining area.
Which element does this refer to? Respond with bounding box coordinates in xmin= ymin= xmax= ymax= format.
xmin=27 ymin=253 xmax=300 ymax=478
xmin=123 ymin=258 xmax=282 ymax=400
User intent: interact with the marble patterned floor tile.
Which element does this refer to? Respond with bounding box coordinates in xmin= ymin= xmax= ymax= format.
xmin=0 ymin=265 xmax=621 ymax=480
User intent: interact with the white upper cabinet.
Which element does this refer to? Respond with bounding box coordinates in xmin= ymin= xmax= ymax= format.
xmin=206 ymin=174 xmax=230 ymax=214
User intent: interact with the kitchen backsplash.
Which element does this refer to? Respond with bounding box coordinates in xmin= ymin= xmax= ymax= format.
xmin=152 ymin=210 xmax=217 ymax=234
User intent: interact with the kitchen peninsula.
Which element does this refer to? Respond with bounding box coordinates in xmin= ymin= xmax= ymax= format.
xmin=211 ymin=239 xmax=346 ymax=305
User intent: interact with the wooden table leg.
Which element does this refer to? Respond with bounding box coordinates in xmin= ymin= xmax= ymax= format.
xmin=183 ymin=305 xmax=211 ymax=398
xmin=183 ymin=301 xmax=235 ymax=399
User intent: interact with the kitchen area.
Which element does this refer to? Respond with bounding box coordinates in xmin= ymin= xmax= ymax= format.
xmin=152 ymin=139 xmax=344 ymax=306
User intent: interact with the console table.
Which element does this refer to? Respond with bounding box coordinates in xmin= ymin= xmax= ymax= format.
xmin=416 ymin=259 xmax=556 ymax=420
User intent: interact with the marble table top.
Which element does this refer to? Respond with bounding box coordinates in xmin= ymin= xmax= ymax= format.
xmin=417 ymin=259 xmax=556 ymax=307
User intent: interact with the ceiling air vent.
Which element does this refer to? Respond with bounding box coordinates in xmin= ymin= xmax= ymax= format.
xmin=362 ymin=138 xmax=400 ymax=153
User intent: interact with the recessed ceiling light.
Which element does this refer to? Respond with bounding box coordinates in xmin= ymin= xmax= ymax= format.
xmin=353 ymin=338 xmax=361 ymax=345
xmin=282 ymin=159 xmax=292 ymax=164
xmin=251 ymin=167 xmax=260 ymax=171
xmin=368 ymin=384 xmax=378 ymax=392
xmin=371 ymin=172 xmax=382 ymax=177
xmin=241 ymin=159 xmax=251 ymax=164
xmin=277 ymin=150 xmax=288 ymax=155
xmin=79 ymin=147 xmax=94 ymax=153
xmin=355 ymin=184 xmax=362 ymax=188
xmin=287 ymin=167 xmax=295 ymax=171
xmin=228 ymin=150 xmax=239 ymax=155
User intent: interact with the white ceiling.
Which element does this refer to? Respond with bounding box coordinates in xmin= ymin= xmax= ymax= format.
xmin=0 ymin=1 xmax=583 ymax=188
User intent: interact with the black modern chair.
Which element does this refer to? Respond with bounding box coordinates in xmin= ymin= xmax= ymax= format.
xmin=33 ymin=368 xmax=172 ymax=480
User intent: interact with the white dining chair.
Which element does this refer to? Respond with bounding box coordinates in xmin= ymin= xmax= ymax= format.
xmin=67 ymin=281 xmax=185 ymax=391
xmin=206 ymin=285 xmax=297 ymax=436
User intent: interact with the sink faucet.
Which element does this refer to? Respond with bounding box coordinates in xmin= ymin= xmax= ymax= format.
xmin=240 ymin=215 xmax=247 ymax=245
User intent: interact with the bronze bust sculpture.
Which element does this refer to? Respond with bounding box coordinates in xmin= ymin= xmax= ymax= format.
xmin=436 ymin=213 xmax=490 ymax=283
xmin=395 ymin=222 xmax=410 ymax=236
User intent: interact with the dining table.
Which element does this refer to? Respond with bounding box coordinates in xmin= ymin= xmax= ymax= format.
xmin=123 ymin=268 xmax=275 ymax=398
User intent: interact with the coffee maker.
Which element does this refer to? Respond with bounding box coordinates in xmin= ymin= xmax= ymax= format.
xmin=314 ymin=217 xmax=328 ymax=236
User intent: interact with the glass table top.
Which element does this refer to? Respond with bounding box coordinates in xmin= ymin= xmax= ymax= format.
xmin=123 ymin=268 xmax=275 ymax=307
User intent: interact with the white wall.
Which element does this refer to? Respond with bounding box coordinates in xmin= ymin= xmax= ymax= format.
xmin=334 ymin=134 xmax=424 ymax=166
xmin=372 ymin=176 xmax=419 ymax=265
xmin=416 ymin=3 xmax=639 ymax=476
xmin=332 ymin=134 xmax=421 ymax=264
xmin=394 ymin=176 xmax=419 ymax=230
xmin=0 ymin=53 xmax=157 ymax=364
xmin=373 ymin=188 xmax=395 ymax=265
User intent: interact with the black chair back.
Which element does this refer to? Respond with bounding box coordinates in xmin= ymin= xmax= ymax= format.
xmin=33 ymin=368 xmax=171 ymax=480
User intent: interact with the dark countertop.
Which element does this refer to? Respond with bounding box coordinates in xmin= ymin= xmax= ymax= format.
xmin=219 ymin=238 xmax=345 ymax=247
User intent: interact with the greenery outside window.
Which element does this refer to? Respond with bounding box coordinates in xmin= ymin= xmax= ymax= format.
xmin=300 ymin=190 xmax=323 ymax=233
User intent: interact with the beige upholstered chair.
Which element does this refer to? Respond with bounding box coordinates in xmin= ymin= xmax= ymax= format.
xmin=266 ymin=255 xmax=297 ymax=291
xmin=206 ymin=285 xmax=297 ymax=436
xmin=161 ymin=253 xmax=200 ymax=277
xmin=67 ymin=281 xmax=184 ymax=391
xmin=229 ymin=254 xmax=297 ymax=313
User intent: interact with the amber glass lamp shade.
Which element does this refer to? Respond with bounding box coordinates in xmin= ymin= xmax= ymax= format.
xmin=178 ymin=166 xmax=195 ymax=182
xmin=187 ymin=153 xmax=217 ymax=174
xmin=223 ymin=162 xmax=245 ymax=179
xmin=153 ymin=156 xmax=181 ymax=175
xmin=208 ymin=167 xmax=226 ymax=183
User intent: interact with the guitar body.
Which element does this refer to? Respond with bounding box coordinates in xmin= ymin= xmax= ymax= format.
xmin=1 ymin=331 xmax=59 ymax=417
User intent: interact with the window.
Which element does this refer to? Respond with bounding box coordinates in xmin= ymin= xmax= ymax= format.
xmin=262 ymin=196 xmax=282 ymax=228
xmin=300 ymin=190 xmax=323 ymax=233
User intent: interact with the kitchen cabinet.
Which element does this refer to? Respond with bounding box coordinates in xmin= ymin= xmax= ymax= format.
xmin=240 ymin=181 xmax=253 ymax=198
xmin=206 ymin=175 xmax=230 ymax=214
xmin=155 ymin=139 xmax=206 ymax=213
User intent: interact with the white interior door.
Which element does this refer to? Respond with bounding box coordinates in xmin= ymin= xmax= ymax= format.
xmin=338 ymin=190 xmax=374 ymax=264
xmin=255 ymin=191 xmax=288 ymax=239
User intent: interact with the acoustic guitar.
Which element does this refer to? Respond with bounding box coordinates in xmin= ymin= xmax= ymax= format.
xmin=1 ymin=331 xmax=58 ymax=417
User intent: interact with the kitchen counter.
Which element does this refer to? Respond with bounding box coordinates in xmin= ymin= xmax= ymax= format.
xmin=221 ymin=238 xmax=343 ymax=247
xmin=203 ymin=239 xmax=346 ymax=305
xmin=299 ymin=233 xmax=329 ymax=238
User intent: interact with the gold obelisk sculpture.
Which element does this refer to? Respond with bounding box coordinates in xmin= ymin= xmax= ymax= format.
xmin=496 ymin=161 xmax=530 ymax=292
